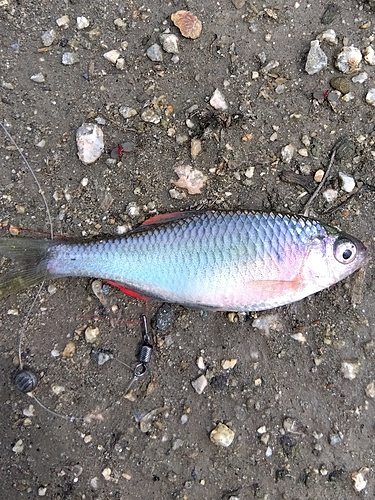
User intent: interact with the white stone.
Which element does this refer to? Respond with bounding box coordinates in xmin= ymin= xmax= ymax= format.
xmin=341 ymin=360 xmax=361 ymax=380
xmin=41 ymin=29 xmax=56 ymax=47
xmin=103 ymin=49 xmax=120 ymax=65
xmin=141 ymin=108 xmax=160 ymax=124
xmin=12 ymin=439 xmax=24 ymax=454
xmin=351 ymin=467 xmax=369 ymax=492
xmin=318 ymin=28 xmax=337 ymax=46
xmin=305 ymin=40 xmax=327 ymax=75
xmin=85 ymin=326 xmax=100 ymax=344
xmin=77 ymin=16 xmax=89 ymax=30
xmin=62 ymin=52 xmax=79 ymax=65
xmin=281 ymin=143 xmax=296 ymax=163
xmin=364 ymin=46 xmax=375 ymax=65
xmin=56 ymin=15 xmax=70 ymax=28
xmin=30 ymin=73 xmax=45 ymax=83
xmin=119 ymin=106 xmax=137 ymax=119
xmin=160 ymin=33 xmax=179 ymax=54
xmin=339 ymin=172 xmax=356 ymax=193
xmin=336 ymin=46 xmax=362 ymax=74
xmin=209 ymin=88 xmax=228 ymax=111
xmin=76 ymin=123 xmax=104 ymax=165
xmin=352 ymin=72 xmax=368 ymax=83
xmin=366 ymin=88 xmax=375 ymax=106
xmin=221 ymin=358 xmax=237 ymax=370
xmin=365 ymin=381 xmax=375 ymax=398
xmin=322 ymin=188 xmax=338 ymax=203
xmin=191 ymin=374 xmax=207 ymax=394
xmin=210 ymin=423 xmax=235 ymax=447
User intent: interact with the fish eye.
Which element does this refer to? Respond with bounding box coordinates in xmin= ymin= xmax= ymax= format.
xmin=333 ymin=238 xmax=357 ymax=264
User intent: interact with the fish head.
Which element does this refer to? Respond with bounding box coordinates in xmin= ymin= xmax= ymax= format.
xmin=300 ymin=230 xmax=368 ymax=290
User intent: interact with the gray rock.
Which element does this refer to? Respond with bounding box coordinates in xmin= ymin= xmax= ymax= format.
xmin=146 ymin=44 xmax=163 ymax=62
xmin=305 ymin=40 xmax=327 ymax=75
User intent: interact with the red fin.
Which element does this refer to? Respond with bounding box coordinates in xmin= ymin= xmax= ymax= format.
xmin=141 ymin=211 xmax=188 ymax=226
xmin=105 ymin=280 xmax=149 ymax=301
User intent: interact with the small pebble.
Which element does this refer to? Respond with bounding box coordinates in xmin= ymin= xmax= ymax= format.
xmin=364 ymin=46 xmax=375 ymax=65
xmin=209 ymin=88 xmax=228 ymax=111
xmin=119 ymin=106 xmax=137 ymax=119
xmin=191 ymin=374 xmax=208 ymax=394
xmin=172 ymin=165 xmax=207 ymax=194
xmin=305 ymin=40 xmax=327 ymax=75
xmin=62 ymin=341 xmax=76 ymax=357
xmin=221 ymin=358 xmax=237 ymax=370
xmin=23 ymin=404 xmax=35 ymax=417
xmin=252 ymin=313 xmax=280 ymax=335
xmin=103 ymin=49 xmax=120 ymax=65
xmin=169 ymin=188 xmax=186 ymax=200
xmin=322 ymin=188 xmax=338 ymax=203
xmin=210 ymin=423 xmax=235 ymax=447
xmin=76 ymin=16 xmax=89 ymax=30
xmin=338 ymin=171 xmax=355 ymax=193
xmin=141 ymin=108 xmax=161 ymax=124
xmin=181 ymin=414 xmax=188 ymax=424
xmin=116 ymin=58 xmax=125 ymax=70
xmin=314 ymin=169 xmax=324 ymax=182
xmin=76 ymin=123 xmax=104 ymax=164
xmin=126 ymin=201 xmax=140 ymax=218
xmin=342 ymin=91 xmax=355 ymax=102
xmin=365 ymin=88 xmax=375 ymax=106
xmin=351 ymin=467 xmax=369 ymax=492
xmin=352 ymin=72 xmax=368 ymax=83
xmin=257 ymin=425 xmax=267 ymax=434
xmin=160 ymin=33 xmax=179 ymax=54
xmin=146 ymin=44 xmax=163 ymax=62
xmin=51 ymin=384 xmax=65 ymax=395
xmin=330 ymin=76 xmax=350 ymax=94
xmin=341 ymin=359 xmax=361 ymax=380
xmin=365 ymin=381 xmax=375 ymax=398
xmin=336 ymin=46 xmax=362 ymax=74
xmin=190 ymin=138 xmax=202 ymax=159
xmin=85 ymin=326 xmax=100 ymax=344
xmin=290 ymin=332 xmax=306 ymax=342
xmin=171 ymin=10 xmax=202 ymax=39
xmin=38 ymin=486 xmax=47 ymax=497
xmin=90 ymin=348 xmax=113 ymax=366
xmin=197 ymin=356 xmax=206 ymax=370
xmin=30 ymin=73 xmax=45 ymax=83
xmin=102 ymin=468 xmax=112 ymax=481
xmin=318 ymin=28 xmax=337 ymax=45
xmin=329 ymin=432 xmax=343 ymax=445
xmin=41 ymin=29 xmax=56 ymax=47
xmin=153 ymin=303 xmax=173 ymax=331
xmin=281 ymin=143 xmax=296 ymax=163
xmin=56 ymin=15 xmax=70 ymax=28
xmin=62 ymin=52 xmax=79 ymax=65
xmin=12 ymin=439 xmax=24 ymax=454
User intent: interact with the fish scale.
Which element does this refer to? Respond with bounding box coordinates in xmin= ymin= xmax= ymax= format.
xmin=0 ymin=210 xmax=368 ymax=311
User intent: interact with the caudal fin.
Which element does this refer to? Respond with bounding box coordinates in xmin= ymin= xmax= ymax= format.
xmin=0 ymin=237 xmax=55 ymax=298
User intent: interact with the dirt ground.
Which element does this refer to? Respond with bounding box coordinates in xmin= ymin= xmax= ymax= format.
xmin=1 ymin=1 xmax=375 ymax=498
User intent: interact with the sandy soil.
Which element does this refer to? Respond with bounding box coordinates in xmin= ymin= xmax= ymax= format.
xmin=1 ymin=1 xmax=375 ymax=498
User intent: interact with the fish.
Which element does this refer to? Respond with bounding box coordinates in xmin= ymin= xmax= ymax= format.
xmin=0 ymin=210 xmax=368 ymax=311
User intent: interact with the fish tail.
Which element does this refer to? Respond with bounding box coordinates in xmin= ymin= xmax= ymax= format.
xmin=0 ymin=237 xmax=55 ymax=298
